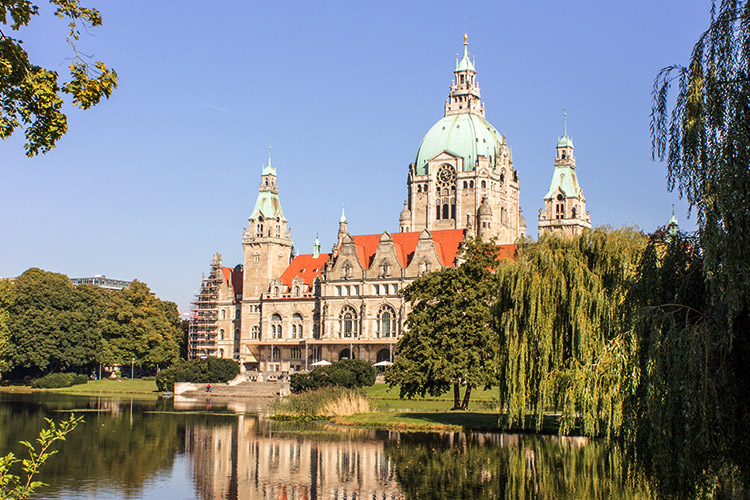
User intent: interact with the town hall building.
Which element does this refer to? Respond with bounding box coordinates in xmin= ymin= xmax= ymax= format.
xmin=187 ymin=36 xmax=592 ymax=374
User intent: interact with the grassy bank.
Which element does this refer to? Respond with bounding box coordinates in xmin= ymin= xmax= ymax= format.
xmin=51 ymin=379 xmax=159 ymax=395
xmin=333 ymin=410 xmax=500 ymax=431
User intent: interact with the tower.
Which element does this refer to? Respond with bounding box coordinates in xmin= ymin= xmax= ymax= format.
xmin=404 ymin=35 xmax=525 ymax=244
xmin=241 ymin=154 xmax=294 ymax=299
xmin=537 ymin=113 xmax=592 ymax=237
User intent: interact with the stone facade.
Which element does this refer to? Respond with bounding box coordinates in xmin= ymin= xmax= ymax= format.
xmin=188 ymin=36 xmax=592 ymax=374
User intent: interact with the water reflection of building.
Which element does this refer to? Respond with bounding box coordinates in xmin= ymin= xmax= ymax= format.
xmin=185 ymin=416 xmax=405 ymax=500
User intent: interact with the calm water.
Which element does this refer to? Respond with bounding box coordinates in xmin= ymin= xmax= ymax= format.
xmin=0 ymin=392 xmax=654 ymax=500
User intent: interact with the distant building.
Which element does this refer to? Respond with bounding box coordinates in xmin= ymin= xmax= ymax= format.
xmin=69 ymin=275 xmax=132 ymax=290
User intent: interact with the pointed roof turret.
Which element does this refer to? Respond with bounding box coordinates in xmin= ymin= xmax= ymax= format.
xmin=339 ymin=204 xmax=348 ymax=223
xmin=557 ymin=109 xmax=574 ymax=148
xmin=313 ymin=234 xmax=321 ymax=258
xmin=250 ymin=151 xmax=286 ymax=222
xmin=455 ymin=33 xmax=476 ymax=72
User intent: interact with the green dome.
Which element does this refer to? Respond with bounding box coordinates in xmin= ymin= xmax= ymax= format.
xmin=414 ymin=113 xmax=503 ymax=176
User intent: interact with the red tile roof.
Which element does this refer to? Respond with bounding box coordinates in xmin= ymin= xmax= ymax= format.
xmin=278 ymin=231 xmax=517 ymax=292
xmin=351 ymin=229 xmax=466 ymax=268
xmin=221 ymin=267 xmax=244 ymax=297
xmin=280 ymin=254 xmax=331 ymax=290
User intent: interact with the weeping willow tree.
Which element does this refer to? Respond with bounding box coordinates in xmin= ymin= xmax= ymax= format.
xmin=494 ymin=227 xmax=647 ymax=437
xmin=648 ymin=1 xmax=750 ymax=496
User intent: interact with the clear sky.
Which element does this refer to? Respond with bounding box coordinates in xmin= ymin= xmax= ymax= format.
xmin=1 ymin=1 xmax=710 ymax=312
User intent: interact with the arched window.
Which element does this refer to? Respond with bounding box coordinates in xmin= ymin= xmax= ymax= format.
xmin=220 ymin=309 xmax=226 ymax=320
xmin=442 ymin=203 xmax=449 ymax=219
xmin=292 ymin=313 xmax=303 ymax=339
xmin=451 ymin=203 xmax=456 ymax=219
xmin=562 ymin=151 xmax=567 ymax=159
xmin=291 ymin=347 xmax=301 ymax=360
xmin=481 ymin=180 xmax=487 ymax=188
xmin=293 ymin=286 xmax=300 ymax=296
xmin=218 ymin=329 xmax=225 ymax=340
xmin=470 ymin=180 xmax=474 ymax=188
xmin=219 ymin=349 xmax=224 ymax=358
xmin=339 ymin=348 xmax=354 ymax=360
xmin=377 ymin=306 xmax=397 ymax=338
xmin=271 ymin=313 xmax=282 ymax=339
xmin=312 ymin=313 xmax=320 ymax=339
xmin=234 ymin=328 xmax=240 ymax=340
xmin=251 ymin=325 xmax=259 ymax=339
xmin=463 ymin=181 xmax=468 ymax=189
xmin=376 ymin=348 xmax=392 ymax=363
xmin=270 ymin=347 xmax=280 ymax=362
xmin=436 ymin=202 xmax=441 ymax=220
xmin=339 ymin=306 xmax=357 ymax=338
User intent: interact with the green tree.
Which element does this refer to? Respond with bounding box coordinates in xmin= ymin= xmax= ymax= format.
xmin=0 ymin=279 xmax=12 ymax=377
xmin=494 ymin=228 xmax=646 ymax=437
xmin=0 ymin=0 xmax=118 ymax=155
xmin=4 ymin=268 xmax=102 ymax=377
xmin=649 ymin=1 xmax=750 ymax=495
xmin=100 ymin=281 xmax=181 ymax=373
xmin=386 ymin=238 xmax=501 ymax=410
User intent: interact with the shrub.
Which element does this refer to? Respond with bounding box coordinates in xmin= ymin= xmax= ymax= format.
xmin=31 ymin=372 xmax=88 ymax=389
xmin=271 ymin=387 xmax=371 ymax=417
xmin=155 ymin=357 xmax=239 ymax=392
xmin=290 ymin=359 xmax=376 ymax=393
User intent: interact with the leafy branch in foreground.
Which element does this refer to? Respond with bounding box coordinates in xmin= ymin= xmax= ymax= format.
xmin=0 ymin=414 xmax=83 ymax=500
xmin=0 ymin=0 xmax=118 ymax=155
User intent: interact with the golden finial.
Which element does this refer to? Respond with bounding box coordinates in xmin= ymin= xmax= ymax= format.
xmin=464 ymin=33 xmax=468 ymax=45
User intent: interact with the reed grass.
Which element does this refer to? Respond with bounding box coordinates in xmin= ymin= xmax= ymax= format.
xmin=271 ymin=387 xmax=371 ymax=418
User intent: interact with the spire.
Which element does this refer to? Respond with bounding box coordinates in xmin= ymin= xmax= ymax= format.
xmin=313 ymin=233 xmax=321 ymax=258
xmin=557 ymin=108 xmax=574 ymax=148
xmin=339 ymin=204 xmax=347 ymax=223
xmin=446 ymin=34 xmax=483 ymax=117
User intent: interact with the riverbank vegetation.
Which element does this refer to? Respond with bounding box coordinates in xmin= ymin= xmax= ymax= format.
xmin=290 ymin=359 xmax=376 ymax=393
xmin=271 ymin=387 xmax=371 ymax=419
xmin=155 ymin=357 xmax=239 ymax=392
xmin=0 ymin=269 xmax=182 ymax=382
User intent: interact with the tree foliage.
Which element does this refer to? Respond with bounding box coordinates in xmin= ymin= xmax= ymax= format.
xmin=494 ymin=228 xmax=647 ymax=437
xmin=0 ymin=0 xmax=117 ymax=155
xmin=289 ymin=359 xmax=376 ymax=393
xmin=1 ymin=269 xmax=182 ymax=379
xmin=649 ymin=1 xmax=750 ymax=496
xmin=154 ymin=357 xmax=239 ymax=392
xmin=386 ymin=238 xmax=501 ymax=410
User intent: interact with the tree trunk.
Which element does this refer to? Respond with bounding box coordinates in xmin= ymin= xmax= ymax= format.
xmin=460 ymin=383 xmax=473 ymax=410
xmin=452 ymin=381 xmax=461 ymax=410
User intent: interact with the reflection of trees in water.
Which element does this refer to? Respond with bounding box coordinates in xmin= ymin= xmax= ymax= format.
xmin=385 ymin=432 xmax=654 ymax=500
xmin=0 ymin=395 xmax=189 ymax=496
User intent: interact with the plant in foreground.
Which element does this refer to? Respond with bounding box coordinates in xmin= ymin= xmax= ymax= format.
xmin=0 ymin=414 xmax=83 ymax=499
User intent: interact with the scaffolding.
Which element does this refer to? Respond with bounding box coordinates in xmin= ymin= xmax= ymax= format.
xmin=188 ymin=255 xmax=223 ymax=359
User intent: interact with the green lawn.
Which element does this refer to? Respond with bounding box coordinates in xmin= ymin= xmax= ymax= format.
xmin=333 ymin=410 xmax=500 ymax=431
xmin=50 ymin=378 xmax=159 ymax=395
xmin=365 ymin=383 xmax=498 ymax=407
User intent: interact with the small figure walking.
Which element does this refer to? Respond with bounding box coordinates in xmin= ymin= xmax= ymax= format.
xmin=206 ymin=383 xmax=212 ymax=393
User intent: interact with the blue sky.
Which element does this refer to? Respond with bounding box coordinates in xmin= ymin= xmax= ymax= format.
xmin=1 ymin=1 xmax=709 ymax=312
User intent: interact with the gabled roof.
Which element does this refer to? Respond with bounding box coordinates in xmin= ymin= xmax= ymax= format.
xmin=351 ymin=229 xmax=466 ymax=269
xmin=280 ymin=253 xmax=330 ymax=289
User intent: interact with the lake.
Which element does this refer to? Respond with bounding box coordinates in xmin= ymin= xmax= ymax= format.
xmin=0 ymin=392 xmax=654 ymax=499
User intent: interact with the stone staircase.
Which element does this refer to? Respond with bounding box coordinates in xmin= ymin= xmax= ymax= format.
xmin=176 ymin=380 xmax=289 ymax=398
